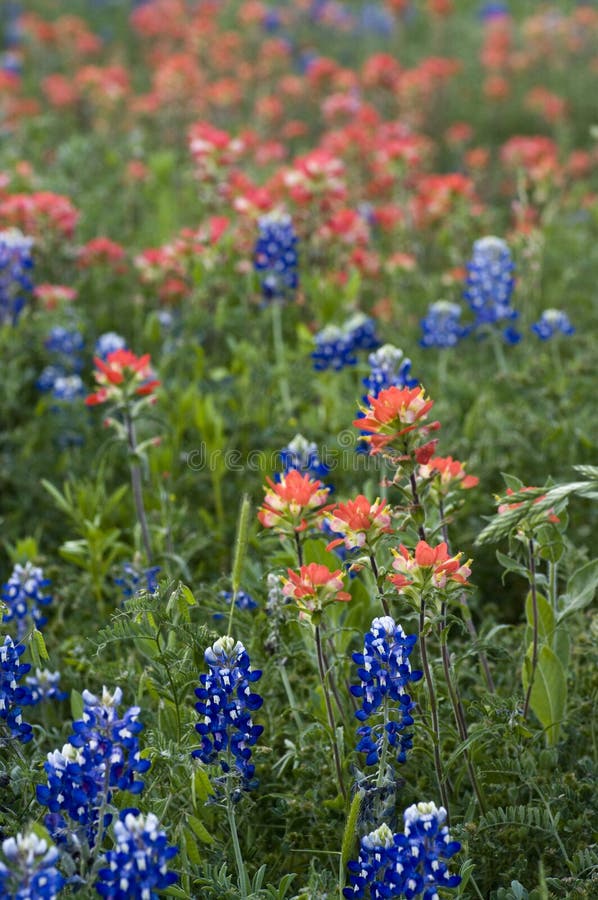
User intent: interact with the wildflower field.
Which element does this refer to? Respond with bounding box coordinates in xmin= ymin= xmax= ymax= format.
xmin=1 ymin=0 xmax=598 ymax=897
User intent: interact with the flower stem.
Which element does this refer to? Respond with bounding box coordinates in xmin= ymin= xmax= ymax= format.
xmin=523 ymin=537 xmax=539 ymax=721
xmin=419 ymin=595 xmax=450 ymax=820
xmin=370 ymin=552 xmax=390 ymax=616
xmin=315 ymin=624 xmax=347 ymax=802
xmin=227 ymin=790 xmax=250 ymax=897
xmin=272 ymin=299 xmax=293 ymax=419
xmin=124 ymin=410 xmax=153 ymax=564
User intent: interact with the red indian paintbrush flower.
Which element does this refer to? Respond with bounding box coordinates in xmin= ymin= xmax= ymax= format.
xmin=325 ymin=495 xmax=392 ymax=551
xmin=257 ymin=469 xmax=330 ymax=536
xmin=354 ymin=385 xmax=440 ymax=457
xmin=85 ymin=350 xmax=160 ymax=406
xmin=418 ymin=456 xmax=479 ymax=491
xmin=282 ymin=563 xmax=351 ymax=621
xmin=389 ymin=541 xmax=471 ymax=592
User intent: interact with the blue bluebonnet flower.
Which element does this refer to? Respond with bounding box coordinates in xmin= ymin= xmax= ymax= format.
xmin=2 ymin=562 xmax=52 ymax=639
xmin=95 ymin=810 xmax=178 ymax=899
xmin=359 ymin=4 xmax=395 ymax=36
xmin=279 ymin=433 xmax=330 ymax=479
xmin=114 ymin=563 xmax=161 ymax=599
xmin=531 ymin=308 xmax=575 ymax=340
xmin=44 ymin=326 xmax=85 ymax=370
xmin=343 ymin=803 xmax=461 ymax=899
xmin=344 ymin=313 xmax=380 ymax=353
xmin=253 ymin=213 xmax=299 ymax=300
xmin=0 ymin=831 xmax=65 ymax=900
xmin=363 ymin=344 xmax=418 ymax=395
xmin=312 ymin=325 xmax=357 ymax=371
xmin=37 ymin=365 xmax=65 ymax=393
xmin=51 ymin=374 xmax=85 ymax=402
xmin=95 ymin=331 xmax=127 ymax=359
xmin=25 ymin=669 xmax=67 ymax=706
xmin=479 ymin=2 xmax=510 ymax=20
xmin=219 ymin=590 xmax=258 ymax=612
xmin=420 ymin=301 xmax=469 ymax=349
xmin=37 ymin=687 xmax=151 ymax=846
xmin=351 ymin=617 xmax=421 ymax=768
xmin=0 ymin=635 xmax=33 ymax=743
xmin=463 ymin=236 xmax=519 ymax=337
xmin=0 ymin=228 xmax=34 ymax=326
xmin=193 ymin=636 xmax=263 ymax=789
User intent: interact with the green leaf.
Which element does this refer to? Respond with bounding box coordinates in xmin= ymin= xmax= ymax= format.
xmin=183 ymin=828 xmax=202 ymax=865
xmin=70 ymin=689 xmax=84 ymax=721
xmin=552 ymin=624 xmax=570 ymax=671
xmin=29 ymin=628 xmax=49 ymax=668
xmin=525 ymin=592 xmax=554 ymax=643
xmin=187 ymin=815 xmax=213 ymax=845
xmin=303 ymin=538 xmax=344 ymax=570
xmin=522 ymin=645 xmax=567 ymax=745
xmin=496 ymin=550 xmax=529 ymax=582
xmin=341 ymin=790 xmax=363 ymax=871
xmin=192 ymin=766 xmax=215 ymax=806
xmin=557 ymin=557 xmax=598 ymax=622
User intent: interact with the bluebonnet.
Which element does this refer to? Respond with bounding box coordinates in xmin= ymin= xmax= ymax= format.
xmin=531 ymin=308 xmax=575 ymax=340
xmin=253 ymin=213 xmax=299 ymax=300
xmin=351 ymin=617 xmax=421 ymax=768
xmin=95 ymin=331 xmax=127 ymax=359
xmin=219 ymin=590 xmax=258 ymax=612
xmin=95 ymin=810 xmax=178 ymax=899
xmin=479 ymin=2 xmax=510 ymax=20
xmin=37 ymin=365 xmax=66 ymax=393
xmin=279 ymin=433 xmax=330 ymax=479
xmin=114 ymin=563 xmax=161 ymax=599
xmin=363 ymin=344 xmax=418 ymax=395
xmin=463 ymin=236 xmax=519 ymax=339
xmin=359 ymin=4 xmax=395 ymax=36
xmin=193 ymin=636 xmax=263 ymax=789
xmin=2 ymin=562 xmax=52 ymax=639
xmin=51 ymin=374 xmax=86 ymax=402
xmin=312 ymin=314 xmax=380 ymax=371
xmin=420 ymin=301 xmax=470 ymax=349
xmin=0 ymin=831 xmax=65 ymax=900
xmin=25 ymin=669 xmax=67 ymax=706
xmin=0 ymin=228 xmax=34 ymax=326
xmin=44 ymin=326 xmax=84 ymax=370
xmin=0 ymin=635 xmax=33 ymax=743
xmin=37 ymin=687 xmax=151 ymax=847
xmin=343 ymin=803 xmax=461 ymax=899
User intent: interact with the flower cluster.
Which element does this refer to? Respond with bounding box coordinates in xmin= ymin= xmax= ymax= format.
xmin=344 ymin=803 xmax=460 ymax=899
xmin=193 ymin=636 xmax=263 ymax=789
xmin=279 ymin=433 xmax=330 ymax=479
xmin=362 ymin=345 xmax=418 ymax=397
xmin=44 ymin=326 xmax=84 ymax=370
xmin=0 ymin=228 xmax=34 ymax=326
xmin=95 ymin=810 xmax=178 ymax=899
xmin=354 ymin=385 xmax=440 ymax=461
xmin=2 ymin=561 xmax=52 ymax=639
xmin=390 ymin=541 xmax=472 ymax=595
xmin=531 ymin=308 xmax=575 ymax=340
xmin=325 ymin=496 xmax=392 ymax=552
xmin=463 ymin=236 xmax=519 ymax=339
xmin=420 ymin=300 xmax=469 ymax=349
xmin=258 ymin=469 xmax=330 ymax=536
xmin=26 ymin=669 xmax=67 ymax=706
xmin=37 ymin=326 xmax=86 ymax=402
xmin=114 ymin=562 xmax=161 ymax=599
xmin=253 ymin=212 xmax=299 ymax=300
xmin=282 ymin=563 xmax=351 ymax=622
xmin=351 ymin=617 xmax=421 ymax=768
xmin=418 ymin=456 xmax=479 ymax=495
xmin=37 ymin=687 xmax=151 ymax=846
xmin=0 ymin=831 xmax=65 ymax=900
xmin=312 ymin=313 xmax=379 ymax=371
xmin=85 ymin=349 xmax=160 ymax=407
xmin=0 ymin=635 xmax=33 ymax=743
xmin=95 ymin=331 xmax=128 ymax=359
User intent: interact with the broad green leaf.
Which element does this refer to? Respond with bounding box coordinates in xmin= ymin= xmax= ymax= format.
xmin=192 ymin=766 xmax=215 ymax=806
xmin=183 ymin=828 xmax=202 ymax=865
xmin=70 ymin=689 xmax=84 ymax=721
xmin=552 ymin=624 xmax=570 ymax=671
xmin=522 ymin=644 xmax=567 ymax=746
xmin=525 ymin=592 xmax=554 ymax=642
xmin=557 ymin=558 xmax=598 ymax=622
xmin=302 ymin=537 xmax=343 ymax=570
xmin=496 ymin=550 xmax=529 ymax=582
xmin=187 ymin=814 xmax=213 ymax=845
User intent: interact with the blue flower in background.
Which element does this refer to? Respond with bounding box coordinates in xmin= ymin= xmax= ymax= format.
xmin=312 ymin=324 xmax=357 ymax=371
xmin=44 ymin=327 xmax=85 ymax=370
xmin=420 ymin=301 xmax=469 ymax=349
xmin=0 ymin=228 xmax=34 ymax=326
xmin=95 ymin=331 xmax=127 ymax=359
xmin=0 ymin=831 xmax=65 ymax=900
xmin=95 ymin=810 xmax=178 ymax=899
xmin=254 ymin=213 xmax=299 ymax=301
xmin=363 ymin=344 xmax=418 ymax=394
xmin=193 ymin=636 xmax=263 ymax=789
xmin=51 ymin=374 xmax=86 ymax=402
xmin=464 ymin=235 xmax=517 ymax=328
xmin=115 ymin=563 xmax=161 ymax=599
xmin=351 ymin=617 xmax=421 ymax=768
xmin=279 ymin=433 xmax=330 ymax=479
xmin=531 ymin=308 xmax=575 ymax=340
xmin=0 ymin=635 xmax=33 ymax=744
xmin=2 ymin=562 xmax=52 ymax=639
xmin=344 ymin=313 xmax=380 ymax=353
xmin=26 ymin=669 xmax=67 ymax=706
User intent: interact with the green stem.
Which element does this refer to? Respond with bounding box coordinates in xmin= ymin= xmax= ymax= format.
xmin=419 ymin=594 xmax=451 ymax=820
xmin=523 ymin=537 xmax=539 ymax=721
xmin=376 ymin=698 xmax=390 ymax=789
xmin=315 ymin=624 xmax=347 ymax=802
xmin=370 ymin=552 xmax=390 ymax=616
xmin=549 ymin=560 xmax=558 ymax=617
xmin=279 ymin=657 xmax=305 ymax=735
xmin=227 ymin=790 xmax=250 ymax=897
xmin=125 ymin=410 xmax=153 ymax=564
xmin=272 ymin=300 xmax=292 ymax=419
